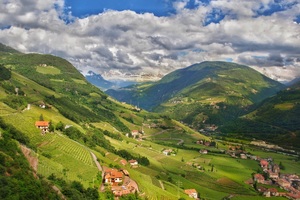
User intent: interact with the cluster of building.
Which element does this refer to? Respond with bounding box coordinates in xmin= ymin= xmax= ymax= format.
xmin=196 ymin=139 xmax=212 ymax=146
xmin=103 ymin=168 xmax=139 ymax=197
xmin=120 ymin=159 xmax=139 ymax=168
xmin=253 ymin=159 xmax=300 ymax=199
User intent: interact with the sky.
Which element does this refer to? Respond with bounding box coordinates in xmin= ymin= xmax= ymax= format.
xmin=0 ymin=0 xmax=300 ymax=83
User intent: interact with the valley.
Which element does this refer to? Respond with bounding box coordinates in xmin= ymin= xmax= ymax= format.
xmin=0 ymin=44 xmax=299 ymax=200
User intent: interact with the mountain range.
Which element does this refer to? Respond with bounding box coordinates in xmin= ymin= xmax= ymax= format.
xmin=107 ymin=62 xmax=283 ymax=124
xmin=85 ymin=71 xmax=137 ymax=91
xmin=0 ymin=43 xmax=212 ymax=199
xmin=0 ymin=43 xmax=299 ymax=200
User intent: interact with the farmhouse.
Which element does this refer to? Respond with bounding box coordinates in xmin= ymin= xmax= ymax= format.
xmin=120 ymin=159 xmax=127 ymax=166
xmin=260 ymin=160 xmax=269 ymax=169
xmin=128 ymin=159 xmax=138 ymax=167
xmin=35 ymin=121 xmax=49 ymax=133
xmin=263 ymin=188 xmax=279 ymax=197
xmin=196 ymin=140 xmax=203 ymax=145
xmin=268 ymin=171 xmax=279 ymax=180
xmin=104 ymin=169 xmax=123 ymax=185
xmin=254 ymin=174 xmax=265 ymax=183
xmin=199 ymin=149 xmax=208 ymax=154
xmin=131 ymin=130 xmax=139 ymax=138
xmin=163 ymin=149 xmax=173 ymax=156
xmin=184 ymin=189 xmax=198 ymax=199
xmin=240 ymin=153 xmax=247 ymax=159
xmin=278 ymin=178 xmax=291 ymax=188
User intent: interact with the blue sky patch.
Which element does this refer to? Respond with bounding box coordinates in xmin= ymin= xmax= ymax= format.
xmin=256 ymin=0 xmax=298 ymax=16
xmin=204 ymin=8 xmax=225 ymax=26
xmin=64 ymin=0 xmax=176 ymax=17
xmin=294 ymin=15 xmax=300 ymax=23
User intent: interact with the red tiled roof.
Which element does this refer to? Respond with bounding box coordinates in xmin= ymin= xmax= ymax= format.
xmin=260 ymin=160 xmax=268 ymax=166
xmin=254 ymin=174 xmax=265 ymax=180
xmin=105 ymin=168 xmax=123 ymax=178
xmin=120 ymin=159 xmax=127 ymax=165
xmin=268 ymin=188 xmax=278 ymax=193
xmin=35 ymin=121 xmax=49 ymax=127
xmin=184 ymin=189 xmax=197 ymax=195
xmin=112 ymin=171 xmax=123 ymax=179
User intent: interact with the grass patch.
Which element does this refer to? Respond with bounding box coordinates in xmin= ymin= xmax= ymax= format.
xmin=274 ymin=103 xmax=294 ymax=110
xmin=72 ymin=78 xmax=87 ymax=84
xmin=36 ymin=66 xmax=61 ymax=75
xmin=50 ymin=79 xmax=64 ymax=82
xmin=92 ymin=122 xmax=120 ymax=133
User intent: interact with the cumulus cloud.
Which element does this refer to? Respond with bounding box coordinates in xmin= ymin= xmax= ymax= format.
xmin=0 ymin=0 xmax=299 ymax=83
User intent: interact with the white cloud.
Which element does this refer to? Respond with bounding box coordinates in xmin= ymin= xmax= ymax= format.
xmin=0 ymin=0 xmax=299 ymax=83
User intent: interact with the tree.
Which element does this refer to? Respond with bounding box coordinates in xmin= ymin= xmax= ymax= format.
xmin=48 ymin=121 xmax=54 ymax=132
xmin=71 ymin=181 xmax=84 ymax=193
xmin=0 ymin=64 xmax=11 ymax=81
xmin=39 ymin=114 xmax=44 ymax=121
xmin=56 ymin=121 xmax=64 ymax=131
xmin=85 ymin=187 xmax=99 ymax=200
xmin=137 ymin=156 xmax=150 ymax=166
xmin=279 ymin=161 xmax=285 ymax=170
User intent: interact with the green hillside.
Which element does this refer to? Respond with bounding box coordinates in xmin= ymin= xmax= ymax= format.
xmin=221 ymin=81 xmax=300 ymax=149
xmin=107 ymin=61 xmax=284 ymax=129
xmin=0 ymin=44 xmax=299 ymax=200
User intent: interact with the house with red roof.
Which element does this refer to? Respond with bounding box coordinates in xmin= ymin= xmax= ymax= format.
xmin=260 ymin=160 xmax=269 ymax=169
xmin=278 ymin=178 xmax=291 ymax=188
xmin=104 ymin=169 xmax=123 ymax=184
xmin=120 ymin=159 xmax=127 ymax=166
xmin=131 ymin=130 xmax=139 ymax=138
xmin=254 ymin=174 xmax=265 ymax=184
xmin=184 ymin=189 xmax=198 ymax=199
xmin=35 ymin=121 xmax=49 ymax=133
xmin=128 ymin=159 xmax=138 ymax=167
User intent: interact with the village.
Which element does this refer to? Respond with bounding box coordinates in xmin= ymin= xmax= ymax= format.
xmin=34 ymin=115 xmax=299 ymax=199
xmin=253 ymin=158 xmax=300 ymax=199
xmin=195 ymin=139 xmax=300 ymax=199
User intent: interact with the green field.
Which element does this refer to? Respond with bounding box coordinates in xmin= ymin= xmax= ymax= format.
xmin=105 ymin=134 xmax=297 ymax=199
xmin=36 ymin=65 xmax=61 ymax=75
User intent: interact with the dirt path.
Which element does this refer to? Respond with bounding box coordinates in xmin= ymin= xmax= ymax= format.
xmin=90 ymin=152 xmax=102 ymax=171
xmin=52 ymin=185 xmax=66 ymax=200
xmin=20 ymin=145 xmax=38 ymax=172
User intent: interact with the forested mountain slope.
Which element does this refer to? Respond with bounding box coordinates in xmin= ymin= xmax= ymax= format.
xmin=107 ymin=61 xmax=284 ymax=129
xmin=221 ymin=80 xmax=300 ymax=149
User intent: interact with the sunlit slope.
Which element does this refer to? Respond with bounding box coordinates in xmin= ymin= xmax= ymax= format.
xmin=107 ymin=61 xmax=284 ymax=128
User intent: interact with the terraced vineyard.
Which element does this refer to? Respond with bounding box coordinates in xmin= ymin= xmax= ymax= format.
xmin=38 ymin=155 xmax=64 ymax=178
xmin=37 ymin=133 xmax=98 ymax=187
